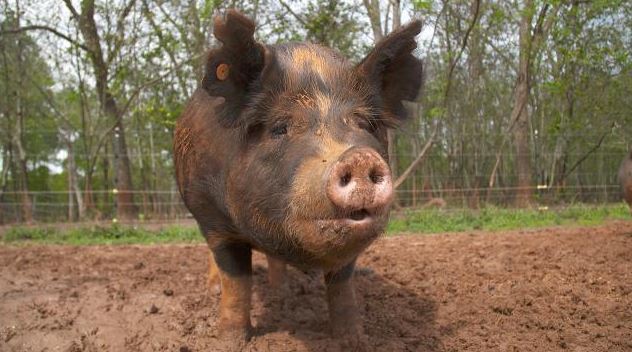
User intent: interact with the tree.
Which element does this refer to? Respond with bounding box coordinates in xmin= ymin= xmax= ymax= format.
xmin=1 ymin=4 xmax=57 ymax=222
xmin=1 ymin=0 xmax=631 ymax=223
xmin=510 ymin=0 xmax=560 ymax=207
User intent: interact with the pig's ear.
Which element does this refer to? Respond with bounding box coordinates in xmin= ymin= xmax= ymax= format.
xmin=358 ymin=20 xmax=423 ymax=124
xmin=201 ymin=10 xmax=265 ymax=128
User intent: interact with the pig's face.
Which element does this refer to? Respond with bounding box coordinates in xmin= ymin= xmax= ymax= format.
xmin=202 ymin=11 xmax=423 ymax=269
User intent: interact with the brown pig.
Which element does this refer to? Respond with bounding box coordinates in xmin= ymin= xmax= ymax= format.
xmin=174 ymin=9 xmax=423 ymax=349
xmin=619 ymin=150 xmax=632 ymax=212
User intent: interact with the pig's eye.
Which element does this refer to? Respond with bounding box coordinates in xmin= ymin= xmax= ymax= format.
xmin=354 ymin=114 xmax=376 ymax=132
xmin=270 ymin=123 xmax=288 ymax=138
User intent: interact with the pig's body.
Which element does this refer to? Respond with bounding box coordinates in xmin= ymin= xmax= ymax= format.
xmin=176 ymin=90 xmax=382 ymax=270
xmin=619 ymin=150 xmax=632 ymax=211
xmin=174 ymin=10 xmax=422 ymax=350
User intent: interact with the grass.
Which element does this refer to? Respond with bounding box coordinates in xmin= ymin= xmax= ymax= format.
xmin=387 ymin=203 xmax=631 ymax=234
xmin=0 ymin=224 xmax=202 ymax=245
xmin=1 ymin=203 xmax=629 ymax=245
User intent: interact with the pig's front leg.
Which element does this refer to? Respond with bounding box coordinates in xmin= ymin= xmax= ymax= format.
xmin=266 ymin=254 xmax=287 ymax=289
xmin=325 ymin=260 xmax=368 ymax=349
xmin=207 ymin=251 xmax=221 ymax=295
xmin=211 ymin=240 xmax=253 ymax=350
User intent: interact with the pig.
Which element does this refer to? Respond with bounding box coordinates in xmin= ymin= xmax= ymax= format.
xmin=174 ymin=9 xmax=422 ymax=349
xmin=619 ymin=150 xmax=632 ymax=213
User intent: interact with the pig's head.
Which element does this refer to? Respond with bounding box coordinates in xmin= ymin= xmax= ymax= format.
xmin=202 ymin=10 xmax=422 ymax=269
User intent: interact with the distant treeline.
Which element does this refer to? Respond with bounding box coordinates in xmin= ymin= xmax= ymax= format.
xmin=0 ymin=0 xmax=630 ymax=223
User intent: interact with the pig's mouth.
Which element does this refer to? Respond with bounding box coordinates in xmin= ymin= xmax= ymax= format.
xmin=318 ymin=207 xmax=387 ymax=233
xmin=348 ymin=208 xmax=371 ymax=221
xmin=336 ymin=209 xmax=379 ymax=230
xmin=282 ymin=207 xmax=388 ymax=269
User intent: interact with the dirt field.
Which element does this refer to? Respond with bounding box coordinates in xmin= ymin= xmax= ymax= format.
xmin=1 ymin=222 xmax=631 ymax=352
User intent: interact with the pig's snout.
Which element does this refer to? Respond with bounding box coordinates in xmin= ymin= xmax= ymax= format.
xmin=326 ymin=147 xmax=393 ymax=219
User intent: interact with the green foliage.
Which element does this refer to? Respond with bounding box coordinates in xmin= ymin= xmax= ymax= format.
xmin=412 ymin=0 xmax=432 ymax=12
xmin=200 ymin=0 xmax=223 ymax=20
xmin=2 ymin=205 xmax=628 ymax=245
xmin=268 ymin=0 xmax=370 ymax=60
xmin=1 ymin=0 xmax=631 ymax=223
xmin=304 ymin=1 xmax=365 ymax=58
xmin=0 ymin=14 xmax=58 ymax=163
xmin=387 ymin=204 xmax=630 ymax=234
xmin=2 ymin=224 xmax=202 ymax=245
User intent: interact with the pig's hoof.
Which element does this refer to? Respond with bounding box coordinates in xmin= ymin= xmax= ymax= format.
xmin=337 ymin=332 xmax=371 ymax=351
xmin=333 ymin=324 xmax=370 ymax=351
xmin=208 ymin=283 xmax=221 ymax=296
xmin=216 ymin=328 xmax=250 ymax=352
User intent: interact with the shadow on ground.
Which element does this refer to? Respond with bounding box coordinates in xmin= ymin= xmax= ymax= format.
xmin=249 ymin=263 xmax=440 ymax=351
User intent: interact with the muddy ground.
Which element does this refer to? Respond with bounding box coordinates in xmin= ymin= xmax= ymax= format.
xmin=1 ymin=222 xmax=631 ymax=351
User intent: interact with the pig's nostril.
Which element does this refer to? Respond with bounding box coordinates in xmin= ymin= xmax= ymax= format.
xmin=327 ymin=148 xmax=393 ymax=214
xmin=369 ymin=169 xmax=383 ymax=184
xmin=349 ymin=209 xmax=370 ymax=221
xmin=340 ymin=172 xmax=352 ymax=187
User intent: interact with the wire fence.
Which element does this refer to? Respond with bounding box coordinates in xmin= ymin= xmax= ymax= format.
xmin=0 ymin=189 xmax=189 ymax=224
xmin=0 ymin=183 xmax=626 ymax=224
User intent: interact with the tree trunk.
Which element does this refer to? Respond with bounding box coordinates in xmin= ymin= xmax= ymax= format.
xmin=467 ymin=0 xmax=484 ymax=208
xmin=134 ymin=119 xmax=150 ymax=219
xmin=391 ymin=0 xmax=401 ymax=30
xmin=67 ymin=0 xmax=137 ymax=220
xmin=102 ymin=144 xmax=110 ymax=217
xmin=511 ymin=1 xmax=560 ymax=207
xmin=0 ymin=145 xmax=11 ymax=224
xmin=512 ymin=77 xmax=532 ymax=207
xmin=187 ymin=0 xmax=208 ymax=81
xmin=67 ymin=140 xmax=75 ymax=221
xmin=148 ymin=123 xmax=158 ymax=215
xmin=66 ymin=139 xmax=84 ymax=221
xmin=362 ymin=0 xmax=383 ymax=41
xmin=511 ymin=3 xmax=534 ymax=208
xmin=112 ymin=117 xmax=137 ymax=220
xmin=83 ymin=169 xmax=95 ymax=216
xmin=13 ymin=4 xmax=33 ymax=223
xmin=15 ymin=126 xmax=32 ymax=222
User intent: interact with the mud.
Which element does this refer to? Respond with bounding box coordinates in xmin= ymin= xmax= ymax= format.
xmin=1 ymin=222 xmax=631 ymax=351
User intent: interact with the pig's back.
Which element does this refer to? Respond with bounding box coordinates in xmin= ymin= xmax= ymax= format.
xmin=174 ymin=89 xmax=240 ymax=234
xmin=619 ymin=151 xmax=632 ymax=205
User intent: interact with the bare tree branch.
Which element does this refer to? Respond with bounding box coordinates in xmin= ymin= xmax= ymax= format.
xmin=119 ymin=53 xmax=203 ymax=117
xmin=559 ymin=125 xmax=614 ymax=183
xmin=79 ymin=52 xmax=201 ymax=161
xmin=108 ymin=0 xmax=138 ymax=66
xmin=362 ymin=0 xmax=383 ymax=41
xmin=141 ymin=0 xmax=189 ymax=96
xmin=62 ymin=0 xmax=80 ymax=20
xmin=394 ymin=125 xmax=438 ymax=189
xmin=445 ymin=0 xmax=481 ymax=99
xmin=278 ymin=0 xmax=307 ymax=26
xmin=0 ymin=25 xmax=89 ymax=52
xmin=394 ymin=0 xmax=480 ymax=190
xmin=530 ymin=3 xmax=561 ymax=58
